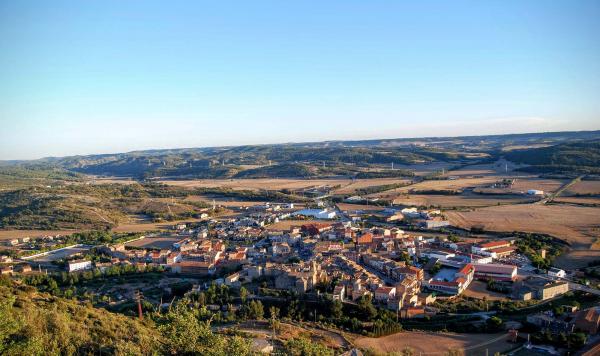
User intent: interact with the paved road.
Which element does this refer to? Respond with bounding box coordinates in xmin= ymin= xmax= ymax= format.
xmin=537 ymin=175 xmax=584 ymax=205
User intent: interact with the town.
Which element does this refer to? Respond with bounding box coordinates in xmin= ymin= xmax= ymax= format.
xmin=2 ymin=193 xmax=599 ymax=355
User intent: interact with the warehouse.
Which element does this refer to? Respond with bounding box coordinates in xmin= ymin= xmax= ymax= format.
xmin=473 ymin=263 xmax=517 ymax=282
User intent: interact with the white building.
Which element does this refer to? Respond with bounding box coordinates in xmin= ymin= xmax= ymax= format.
xmin=548 ymin=267 xmax=566 ymax=279
xmin=292 ymin=208 xmax=336 ymax=219
xmin=67 ymin=259 xmax=92 ymax=272
xmin=527 ymin=189 xmax=544 ymax=196
xmin=401 ymin=207 xmax=421 ymax=219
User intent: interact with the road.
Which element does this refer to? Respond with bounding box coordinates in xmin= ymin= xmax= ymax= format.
xmin=537 ymin=175 xmax=583 ymax=205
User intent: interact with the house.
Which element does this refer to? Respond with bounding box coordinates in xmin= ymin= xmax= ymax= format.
xmin=420 ymin=219 xmax=450 ymax=229
xmin=513 ymin=280 xmax=569 ymax=301
xmin=333 ymin=284 xmax=346 ymax=301
xmin=67 ymin=259 xmax=92 ymax=272
xmin=356 ymin=232 xmax=373 ymax=245
xmin=15 ymin=264 xmax=32 ymax=273
xmin=374 ymin=286 xmax=396 ymax=302
xmin=574 ymin=307 xmax=600 ymax=334
xmin=527 ymin=312 xmax=574 ymax=334
xmin=0 ymin=266 xmax=13 ymax=275
xmin=423 ymin=263 xmax=474 ymax=295
xmin=271 ymin=242 xmax=291 ymax=256
xmin=472 ymin=240 xmax=512 ymax=255
xmin=548 ymin=267 xmax=566 ymax=279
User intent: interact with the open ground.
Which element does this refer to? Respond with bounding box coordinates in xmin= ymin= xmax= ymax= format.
xmin=353 ymin=331 xmax=513 ymax=355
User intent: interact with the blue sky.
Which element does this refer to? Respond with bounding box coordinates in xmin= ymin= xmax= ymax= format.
xmin=1 ymin=1 xmax=599 ymax=160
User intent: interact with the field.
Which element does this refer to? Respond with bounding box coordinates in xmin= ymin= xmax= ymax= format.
xmin=392 ymin=194 xmax=535 ymax=208
xmin=354 ymin=331 xmax=513 ymax=355
xmin=158 ymin=178 xmax=353 ymax=191
xmin=0 ymin=229 xmax=84 ymax=240
xmin=112 ymin=217 xmax=207 ymax=233
xmin=562 ymin=180 xmax=600 ymax=196
xmin=447 ymin=204 xmax=600 ymax=268
xmin=124 ymin=236 xmax=184 ymax=249
xmin=553 ymin=196 xmax=600 ymax=206
xmin=447 ymin=204 xmax=600 ymax=247
xmin=331 ymin=178 xmax=412 ymax=194
xmin=393 ymin=177 xmax=499 ymax=193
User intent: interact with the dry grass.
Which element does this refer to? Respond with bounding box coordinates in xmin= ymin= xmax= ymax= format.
xmin=553 ymin=196 xmax=600 ymax=206
xmin=394 ymin=177 xmax=499 ymax=193
xmin=562 ymin=180 xmax=600 ymax=196
xmin=555 ymin=249 xmax=600 ymax=269
xmin=354 ymin=331 xmax=512 ymax=355
xmin=391 ymin=194 xmax=534 ymax=208
xmin=157 ymin=178 xmax=354 ymax=191
xmin=0 ymin=229 xmax=84 ymax=240
xmin=446 ymin=205 xmax=600 ymax=248
xmin=332 ymin=178 xmax=412 ymax=194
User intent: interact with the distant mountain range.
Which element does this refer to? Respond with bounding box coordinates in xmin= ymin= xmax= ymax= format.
xmin=2 ymin=130 xmax=600 ymax=179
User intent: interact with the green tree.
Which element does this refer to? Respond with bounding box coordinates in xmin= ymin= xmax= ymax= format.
xmin=330 ymin=299 xmax=343 ymax=319
xmin=357 ymin=295 xmax=377 ymax=320
xmin=239 ymin=286 xmax=248 ymax=304
xmin=248 ymin=300 xmax=264 ymax=320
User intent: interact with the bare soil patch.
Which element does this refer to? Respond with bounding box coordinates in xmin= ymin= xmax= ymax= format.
xmin=354 ymin=331 xmax=512 ymax=355
xmin=463 ymin=280 xmax=511 ymax=301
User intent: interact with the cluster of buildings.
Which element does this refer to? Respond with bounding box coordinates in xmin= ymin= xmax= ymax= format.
xmin=527 ymin=306 xmax=600 ymax=336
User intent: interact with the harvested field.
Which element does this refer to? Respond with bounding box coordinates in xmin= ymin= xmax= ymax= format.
xmin=266 ymin=219 xmax=331 ymax=231
xmin=555 ymin=250 xmax=600 ymax=269
xmin=553 ymin=196 xmax=600 ymax=206
xmin=393 ymin=177 xmax=498 ymax=193
xmin=391 ymin=194 xmax=534 ymax=208
xmin=447 ymin=205 xmax=600 ymax=248
xmin=354 ymin=331 xmax=512 ymax=355
xmin=562 ymin=180 xmax=600 ymax=196
xmin=0 ymin=230 xmax=83 ymax=240
xmin=332 ymin=178 xmax=412 ymax=194
xmin=509 ymin=178 xmax=566 ymax=194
